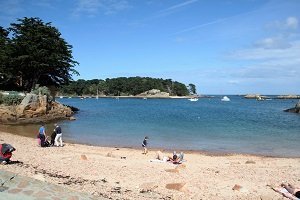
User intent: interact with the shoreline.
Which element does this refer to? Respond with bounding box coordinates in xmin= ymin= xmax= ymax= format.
xmin=1 ymin=130 xmax=300 ymax=199
xmin=1 ymin=125 xmax=299 ymax=159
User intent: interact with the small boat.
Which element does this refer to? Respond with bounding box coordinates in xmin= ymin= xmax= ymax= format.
xmin=59 ymin=96 xmax=63 ymax=99
xmin=256 ymin=96 xmax=265 ymax=101
xmin=221 ymin=96 xmax=230 ymax=101
xmin=188 ymin=98 xmax=198 ymax=102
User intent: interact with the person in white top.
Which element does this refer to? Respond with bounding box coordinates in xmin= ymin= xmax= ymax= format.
xmin=54 ymin=124 xmax=63 ymax=147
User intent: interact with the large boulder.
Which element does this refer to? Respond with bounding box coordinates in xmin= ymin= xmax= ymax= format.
xmin=137 ymin=89 xmax=170 ymax=97
xmin=1 ymin=93 xmax=77 ymax=124
xmin=17 ymin=94 xmax=48 ymax=117
xmin=284 ymin=100 xmax=300 ymax=114
xmin=277 ymin=95 xmax=300 ymax=99
xmin=0 ymin=105 xmax=18 ymax=123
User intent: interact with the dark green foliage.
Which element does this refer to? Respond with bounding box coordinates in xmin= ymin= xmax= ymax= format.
xmin=1 ymin=94 xmax=24 ymax=105
xmin=31 ymin=86 xmax=51 ymax=100
xmin=0 ymin=17 xmax=79 ymax=92
xmin=60 ymin=77 xmax=190 ymax=96
xmin=0 ymin=93 xmax=3 ymax=104
xmin=0 ymin=26 xmax=15 ymax=90
xmin=188 ymin=83 xmax=197 ymax=94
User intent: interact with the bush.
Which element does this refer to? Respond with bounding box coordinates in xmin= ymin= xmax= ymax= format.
xmin=0 ymin=93 xmax=3 ymax=104
xmin=32 ymin=86 xmax=50 ymax=96
xmin=2 ymin=94 xmax=24 ymax=105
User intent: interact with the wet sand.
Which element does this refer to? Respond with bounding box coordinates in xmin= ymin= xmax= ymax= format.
xmin=1 ymin=131 xmax=300 ymax=199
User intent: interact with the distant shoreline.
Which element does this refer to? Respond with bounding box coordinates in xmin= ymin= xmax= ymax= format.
xmin=57 ymin=94 xmax=300 ymax=99
xmin=1 ymin=125 xmax=299 ymax=158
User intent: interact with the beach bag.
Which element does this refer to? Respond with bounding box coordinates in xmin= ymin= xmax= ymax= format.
xmin=0 ymin=144 xmax=16 ymax=162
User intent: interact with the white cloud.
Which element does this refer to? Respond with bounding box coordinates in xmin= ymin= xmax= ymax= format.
xmin=254 ymin=37 xmax=291 ymax=49
xmin=286 ymin=17 xmax=298 ymax=29
xmin=73 ymin=0 xmax=130 ymax=17
xmin=267 ymin=16 xmax=299 ymax=30
xmin=231 ymin=40 xmax=300 ymax=60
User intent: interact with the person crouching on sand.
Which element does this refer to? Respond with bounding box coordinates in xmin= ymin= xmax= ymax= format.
xmin=142 ymin=136 xmax=149 ymax=154
xmin=38 ymin=123 xmax=47 ymax=147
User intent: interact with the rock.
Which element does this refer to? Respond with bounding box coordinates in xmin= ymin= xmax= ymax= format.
xmin=284 ymin=100 xmax=300 ymax=114
xmin=244 ymin=94 xmax=269 ymax=99
xmin=296 ymin=101 xmax=300 ymax=108
xmin=232 ymin=184 xmax=242 ymax=191
xmin=18 ymin=93 xmax=39 ymax=113
xmin=137 ymin=89 xmax=170 ymax=98
xmin=245 ymin=160 xmax=256 ymax=164
xmin=1 ymin=92 xmax=78 ymax=124
xmin=80 ymin=155 xmax=87 ymax=160
xmin=244 ymin=94 xmax=261 ymax=99
xmin=165 ymin=183 xmax=186 ymax=191
xmin=0 ymin=106 xmax=17 ymax=123
xmin=277 ymin=95 xmax=300 ymax=99
xmin=139 ymin=182 xmax=158 ymax=193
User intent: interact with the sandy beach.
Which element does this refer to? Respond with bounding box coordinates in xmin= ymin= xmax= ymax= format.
xmin=1 ymin=131 xmax=300 ymax=200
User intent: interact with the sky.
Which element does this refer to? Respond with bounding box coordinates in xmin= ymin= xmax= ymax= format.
xmin=0 ymin=0 xmax=300 ymax=95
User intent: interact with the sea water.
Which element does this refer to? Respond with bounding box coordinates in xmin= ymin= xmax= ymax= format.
xmin=56 ymin=96 xmax=300 ymax=157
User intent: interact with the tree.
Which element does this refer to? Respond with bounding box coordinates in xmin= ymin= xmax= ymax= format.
xmin=188 ymin=83 xmax=196 ymax=94
xmin=9 ymin=17 xmax=79 ymax=92
xmin=0 ymin=26 xmax=14 ymax=89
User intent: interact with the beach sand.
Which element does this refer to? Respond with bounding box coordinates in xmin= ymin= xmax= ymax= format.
xmin=1 ymin=131 xmax=299 ymax=200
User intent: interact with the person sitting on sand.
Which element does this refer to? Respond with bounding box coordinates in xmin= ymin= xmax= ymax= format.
xmin=150 ymin=151 xmax=185 ymax=164
xmin=168 ymin=151 xmax=184 ymax=164
xmin=270 ymin=183 xmax=300 ymax=200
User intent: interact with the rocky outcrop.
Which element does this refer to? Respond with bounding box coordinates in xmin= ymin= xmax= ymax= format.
xmin=244 ymin=94 xmax=269 ymax=99
xmin=0 ymin=93 xmax=78 ymax=124
xmin=284 ymin=100 xmax=300 ymax=114
xmin=137 ymin=89 xmax=170 ymax=98
xmin=276 ymin=95 xmax=300 ymax=99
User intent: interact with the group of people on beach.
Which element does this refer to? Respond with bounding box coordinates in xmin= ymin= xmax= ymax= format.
xmin=37 ymin=123 xmax=63 ymax=147
xmin=142 ymin=136 xmax=185 ymax=164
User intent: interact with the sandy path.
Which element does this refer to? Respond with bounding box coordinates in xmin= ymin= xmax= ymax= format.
xmin=1 ymin=131 xmax=299 ymax=199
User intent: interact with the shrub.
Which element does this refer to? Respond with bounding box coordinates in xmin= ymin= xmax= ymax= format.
xmin=2 ymin=94 xmax=24 ymax=105
xmin=32 ymin=86 xmax=50 ymax=96
xmin=0 ymin=93 xmax=3 ymax=104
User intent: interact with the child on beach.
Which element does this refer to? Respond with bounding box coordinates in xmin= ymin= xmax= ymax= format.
xmin=142 ymin=136 xmax=149 ymax=154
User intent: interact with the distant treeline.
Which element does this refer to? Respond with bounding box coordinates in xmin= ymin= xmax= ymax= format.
xmin=59 ymin=77 xmax=196 ymax=96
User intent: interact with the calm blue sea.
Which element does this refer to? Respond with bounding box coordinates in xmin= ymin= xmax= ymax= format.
xmin=57 ymin=96 xmax=300 ymax=157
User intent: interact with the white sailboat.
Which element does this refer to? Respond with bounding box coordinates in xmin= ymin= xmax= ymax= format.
xmin=188 ymin=98 xmax=198 ymax=102
xmin=221 ymin=96 xmax=230 ymax=101
xmin=96 ymin=88 xmax=99 ymax=100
